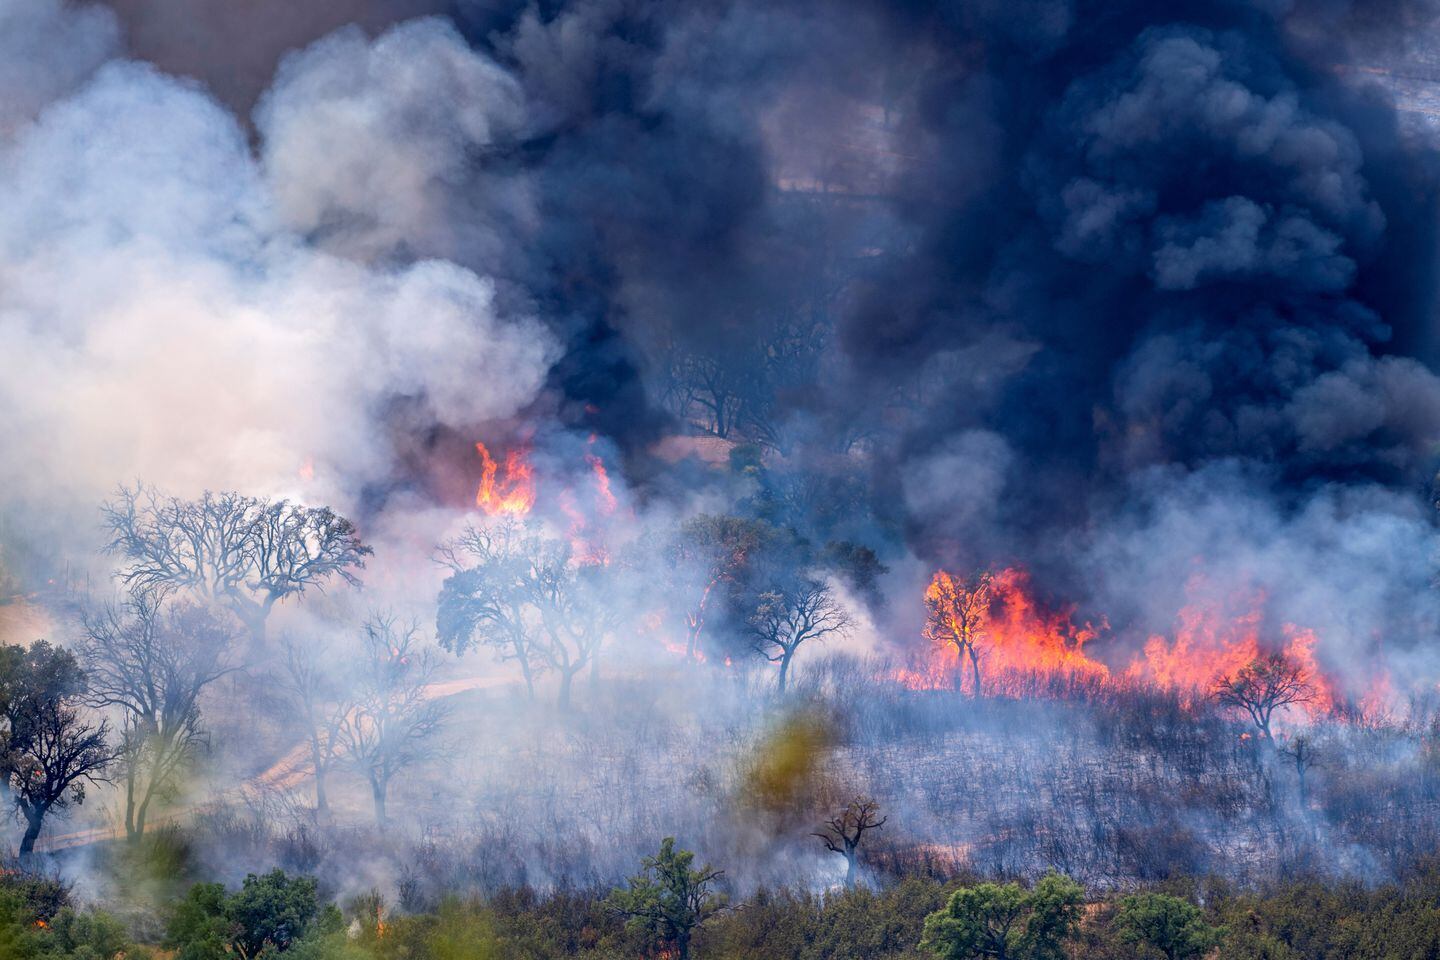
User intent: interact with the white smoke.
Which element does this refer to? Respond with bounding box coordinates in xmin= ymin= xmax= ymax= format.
xmin=0 ymin=15 xmax=556 ymax=570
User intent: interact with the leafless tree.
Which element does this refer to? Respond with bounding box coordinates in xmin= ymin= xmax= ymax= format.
xmin=749 ymin=576 xmax=851 ymax=694
xmin=1278 ymin=734 xmax=1321 ymax=805
xmin=814 ymin=796 xmax=887 ymax=887
xmin=103 ymin=486 xmax=372 ymax=648
xmin=1214 ymin=653 xmax=1316 ymax=742
xmin=79 ymin=588 xmax=237 ymax=840
xmin=334 ymin=613 xmax=447 ymax=826
xmin=275 ymin=634 xmax=351 ymax=818
xmin=923 ymin=571 xmax=995 ymax=697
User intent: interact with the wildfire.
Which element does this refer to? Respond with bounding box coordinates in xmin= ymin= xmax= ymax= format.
xmin=586 ymin=451 xmax=618 ymax=515
xmin=475 ymin=442 xmax=536 ymax=516
xmin=901 ymin=567 xmax=1108 ymax=694
xmin=1127 ymin=582 xmax=1336 ymax=717
xmin=904 ymin=567 xmax=1344 ymax=721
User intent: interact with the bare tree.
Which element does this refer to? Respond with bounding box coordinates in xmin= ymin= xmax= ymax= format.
xmin=923 ymin=571 xmax=995 ymax=697
xmin=814 ymin=796 xmax=887 ymax=888
xmin=1278 ymin=734 xmax=1321 ymax=805
xmin=1214 ymin=653 xmax=1316 ymax=742
xmin=79 ymin=589 xmax=237 ymax=840
xmin=103 ymin=486 xmax=372 ymax=648
xmin=667 ymin=516 xmax=770 ymax=660
xmin=275 ymin=634 xmax=350 ymax=818
xmin=334 ymin=613 xmax=446 ymax=826
xmin=748 ymin=576 xmax=851 ymax=694
xmin=0 ymin=642 xmax=116 ymax=858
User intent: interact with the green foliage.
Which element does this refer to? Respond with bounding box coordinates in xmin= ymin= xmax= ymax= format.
xmin=1113 ymin=892 xmax=1221 ymax=960
xmin=43 ymin=908 xmax=136 ymax=960
xmin=920 ymin=872 xmax=1083 ymax=960
xmin=166 ymin=870 xmax=330 ymax=959
xmin=605 ymin=838 xmax=727 ymax=960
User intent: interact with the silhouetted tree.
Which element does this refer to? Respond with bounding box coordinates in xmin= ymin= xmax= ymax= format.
xmin=334 ymin=613 xmax=446 ymax=826
xmin=437 ymin=520 xmax=618 ymax=709
xmin=606 ymin=838 xmax=726 ymax=960
xmin=0 ymin=642 xmax=115 ymax=858
xmin=814 ymin=796 xmax=887 ymax=887
xmin=923 ymin=571 xmax=994 ymax=697
xmin=1278 ymin=734 xmax=1321 ymax=804
xmin=1214 ymin=653 xmax=1315 ymax=742
xmin=103 ymin=486 xmax=372 ymax=648
xmin=668 ymin=515 xmax=773 ymax=660
xmin=275 ymin=634 xmax=349 ymax=818
xmin=79 ymin=589 xmax=236 ymax=840
xmin=749 ymin=576 xmax=851 ymax=694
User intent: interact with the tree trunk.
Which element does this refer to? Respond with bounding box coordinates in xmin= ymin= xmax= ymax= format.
xmin=843 ymin=850 xmax=857 ymax=888
xmin=124 ymin=764 xmax=140 ymax=841
xmin=557 ymin=667 xmax=576 ymax=711
xmin=777 ymin=650 xmax=793 ymax=694
xmin=968 ymin=648 xmax=982 ymax=699
xmin=312 ymin=742 xmax=329 ymax=816
xmin=371 ymin=776 xmax=388 ymax=826
xmin=517 ymin=644 xmax=537 ymax=701
xmin=18 ymin=806 xmax=45 ymax=859
xmin=676 ymin=929 xmax=691 ymax=960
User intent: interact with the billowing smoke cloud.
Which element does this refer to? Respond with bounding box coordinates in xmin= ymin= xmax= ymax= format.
xmin=0 ymin=14 xmax=555 ymax=573
xmin=0 ymin=0 xmax=119 ymax=135
xmin=2 ymin=0 xmax=1440 ymax=706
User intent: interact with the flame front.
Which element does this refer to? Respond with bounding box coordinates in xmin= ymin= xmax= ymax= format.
xmin=902 ymin=567 xmax=1108 ymax=693
xmin=905 ymin=567 xmax=1345 ymax=721
xmin=475 ymin=442 xmax=536 ymax=516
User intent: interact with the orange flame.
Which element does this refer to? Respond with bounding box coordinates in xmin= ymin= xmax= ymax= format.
xmin=901 ymin=567 xmax=1108 ymax=693
xmin=1127 ymin=583 xmax=1335 ymax=717
xmin=905 ymin=567 xmax=1343 ymax=720
xmin=475 ymin=442 xmax=536 ymax=516
xmin=587 ymin=452 xmax=618 ymax=515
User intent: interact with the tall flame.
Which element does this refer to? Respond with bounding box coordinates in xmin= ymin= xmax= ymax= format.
xmin=902 ymin=567 xmax=1108 ymax=693
xmin=475 ymin=442 xmax=536 ymax=516
xmin=905 ymin=567 xmax=1343 ymax=721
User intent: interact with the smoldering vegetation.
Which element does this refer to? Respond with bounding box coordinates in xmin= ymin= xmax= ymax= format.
xmin=7 ymin=0 xmax=1440 ymax=948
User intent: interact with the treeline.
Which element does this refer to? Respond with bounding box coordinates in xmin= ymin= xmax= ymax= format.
xmin=8 ymin=846 xmax=1440 ymax=960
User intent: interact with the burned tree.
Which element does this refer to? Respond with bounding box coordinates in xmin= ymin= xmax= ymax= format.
xmin=814 ymin=796 xmax=887 ymax=887
xmin=79 ymin=589 xmax=236 ymax=840
xmin=924 ymin=571 xmax=995 ymax=697
xmin=275 ymin=634 xmax=350 ymax=817
xmin=437 ymin=520 xmax=618 ymax=709
xmin=0 ymin=642 xmax=115 ymax=858
xmin=436 ymin=519 xmax=545 ymax=700
xmin=103 ymin=486 xmax=372 ymax=648
xmin=1214 ymin=653 xmax=1316 ymax=742
xmin=749 ymin=576 xmax=851 ymax=694
xmin=334 ymin=613 xmax=446 ymax=826
xmin=1278 ymin=735 xmax=1321 ymax=804
xmin=667 ymin=515 xmax=772 ymax=661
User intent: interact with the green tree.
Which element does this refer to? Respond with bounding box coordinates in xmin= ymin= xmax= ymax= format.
xmin=0 ymin=641 xmax=115 ymax=858
xmin=921 ymin=872 xmax=1084 ymax=960
xmin=1113 ymin=892 xmax=1221 ymax=960
xmin=606 ymin=838 xmax=727 ymax=960
xmin=166 ymin=871 xmax=333 ymax=960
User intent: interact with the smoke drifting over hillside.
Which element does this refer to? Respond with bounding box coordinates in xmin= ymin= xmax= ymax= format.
xmin=5 ymin=0 xmax=1440 ymax=895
